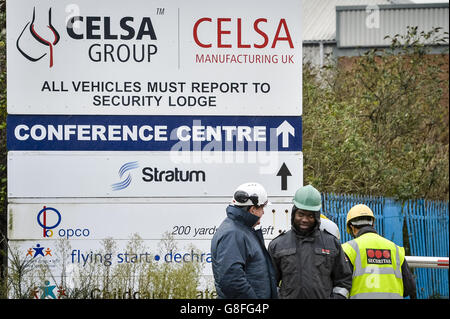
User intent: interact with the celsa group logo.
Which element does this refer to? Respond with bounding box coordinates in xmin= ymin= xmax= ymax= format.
xmin=16 ymin=7 xmax=60 ymax=68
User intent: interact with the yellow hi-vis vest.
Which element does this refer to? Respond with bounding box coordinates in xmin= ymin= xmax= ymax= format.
xmin=342 ymin=232 xmax=405 ymax=299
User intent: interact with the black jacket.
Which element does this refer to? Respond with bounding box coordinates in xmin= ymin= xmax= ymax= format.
xmin=268 ymin=211 xmax=353 ymax=299
xmin=211 ymin=205 xmax=278 ymax=299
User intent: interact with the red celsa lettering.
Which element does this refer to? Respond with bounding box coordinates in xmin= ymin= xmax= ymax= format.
xmin=193 ymin=17 xmax=294 ymax=49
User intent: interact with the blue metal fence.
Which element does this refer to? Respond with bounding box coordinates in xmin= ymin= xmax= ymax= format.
xmin=404 ymin=199 xmax=449 ymax=299
xmin=322 ymin=193 xmax=385 ymax=243
xmin=321 ymin=193 xmax=449 ymax=299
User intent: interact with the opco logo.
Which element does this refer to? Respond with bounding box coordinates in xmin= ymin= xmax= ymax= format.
xmin=37 ymin=206 xmax=90 ymax=239
xmin=16 ymin=7 xmax=60 ymax=68
xmin=37 ymin=206 xmax=61 ymax=237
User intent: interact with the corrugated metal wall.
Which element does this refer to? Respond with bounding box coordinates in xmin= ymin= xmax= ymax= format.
xmin=336 ymin=4 xmax=449 ymax=47
xmin=302 ymin=0 xmax=391 ymax=42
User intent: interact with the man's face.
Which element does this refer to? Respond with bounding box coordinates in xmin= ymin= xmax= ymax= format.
xmin=249 ymin=205 xmax=265 ymax=227
xmin=293 ymin=209 xmax=316 ymax=232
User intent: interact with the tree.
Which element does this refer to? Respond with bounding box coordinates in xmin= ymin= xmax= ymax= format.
xmin=303 ymin=26 xmax=449 ymax=201
xmin=1 ymin=0 xmax=7 ymax=297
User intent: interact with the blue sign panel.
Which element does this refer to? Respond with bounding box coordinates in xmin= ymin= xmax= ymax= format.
xmin=7 ymin=115 xmax=302 ymax=151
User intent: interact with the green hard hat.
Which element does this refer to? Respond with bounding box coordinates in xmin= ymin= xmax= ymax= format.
xmin=292 ymin=185 xmax=322 ymax=211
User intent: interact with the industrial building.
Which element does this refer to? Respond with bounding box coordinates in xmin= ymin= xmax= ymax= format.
xmin=302 ymin=0 xmax=449 ymax=66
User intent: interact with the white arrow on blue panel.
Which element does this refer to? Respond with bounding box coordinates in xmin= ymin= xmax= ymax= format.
xmin=276 ymin=120 xmax=295 ymax=148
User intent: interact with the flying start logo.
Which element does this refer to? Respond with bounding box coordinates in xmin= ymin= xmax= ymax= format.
xmin=26 ymin=243 xmax=52 ymax=258
xmin=16 ymin=7 xmax=60 ymax=68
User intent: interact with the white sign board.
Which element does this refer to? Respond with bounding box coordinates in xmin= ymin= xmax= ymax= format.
xmin=7 ymin=0 xmax=302 ymax=116
xmin=8 ymin=203 xmax=293 ymax=240
xmin=8 ymin=238 xmax=215 ymax=270
xmin=6 ymin=0 xmax=303 ymax=299
xmin=7 ymin=239 xmax=216 ymax=299
xmin=8 ymin=151 xmax=303 ymax=198
xmin=7 ymin=115 xmax=302 ymax=151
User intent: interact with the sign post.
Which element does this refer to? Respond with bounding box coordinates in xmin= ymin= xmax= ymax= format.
xmin=6 ymin=0 xmax=302 ymax=298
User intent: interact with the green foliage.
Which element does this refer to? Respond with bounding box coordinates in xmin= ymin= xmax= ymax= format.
xmin=0 ymin=1 xmax=6 ymax=201
xmin=1 ymin=0 xmax=7 ymax=298
xmin=303 ymin=26 xmax=449 ymax=201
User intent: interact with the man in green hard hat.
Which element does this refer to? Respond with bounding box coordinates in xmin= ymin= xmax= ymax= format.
xmin=268 ymin=185 xmax=352 ymax=299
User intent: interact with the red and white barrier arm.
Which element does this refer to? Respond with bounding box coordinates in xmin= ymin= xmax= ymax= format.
xmin=405 ymin=256 xmax=449 ymax=269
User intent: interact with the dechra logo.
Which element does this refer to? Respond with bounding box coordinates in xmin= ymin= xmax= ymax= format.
xmin=111 ymin=161 xmax=139 ymax=191
xmin=16 ymin=7 xmax=60 ymax=68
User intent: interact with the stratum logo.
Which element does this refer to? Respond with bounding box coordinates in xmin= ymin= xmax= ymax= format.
xmin=16 ymin=7 xmax=60 ymax=68
xmin=111 ymin=161 xmax=139 ymax=191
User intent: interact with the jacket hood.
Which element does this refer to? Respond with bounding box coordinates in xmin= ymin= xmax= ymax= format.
xmin=227 ymin=205 xmax=260 ymax=228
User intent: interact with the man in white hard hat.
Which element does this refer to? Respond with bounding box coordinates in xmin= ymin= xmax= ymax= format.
xmin=320 ymin=213 xmax=341 ymax=240
xmin=211 ymin=182 xmax=278 ymax=299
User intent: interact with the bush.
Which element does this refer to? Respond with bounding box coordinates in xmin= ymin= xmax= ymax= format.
xmin=303 ymin=26 xmax=449 ymax=201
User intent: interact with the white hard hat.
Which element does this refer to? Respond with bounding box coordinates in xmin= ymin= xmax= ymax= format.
xmin=232 ymin=182 xmax=269 ymax=207
xmin=319 ymin=215 xmax=341 ymax=240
